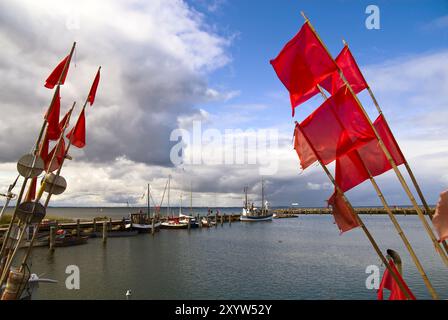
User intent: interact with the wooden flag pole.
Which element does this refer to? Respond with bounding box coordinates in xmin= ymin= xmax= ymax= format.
xmin=301 ymin=12 xmax=448 ymax=267
xmin=296 ymin=122 xmax=413 ymax=299
xmin=317 ymin=86 xmax=439 ymax=299
xmin=16 ymin=103 xmax=76 ymax=277
xmin=0 ymin=42 xmax=76 ymax=263
xmin=342 ymin=40 xmax=448 ymax=255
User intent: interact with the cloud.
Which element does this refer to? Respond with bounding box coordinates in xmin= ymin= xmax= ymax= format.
xmin=0 ymin=0 xmax=234 ymax=167
xmin=422 ymin=15 xmax=448 ymax=30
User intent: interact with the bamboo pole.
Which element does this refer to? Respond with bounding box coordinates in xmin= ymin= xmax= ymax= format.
xmin=342 ymin=40 xmax=448 ymax=255
xmin=296 ymin=123 xmax=413 ymax=299
xmin=18 ymin=63 xmax=99 ymax=278
xmin=0 ymin=43 xmax=76 ymax=263
xmin=317 ymin=86 xmax=438 ymax=299
xmin=301 ymin=12 xmax=448 ymax=267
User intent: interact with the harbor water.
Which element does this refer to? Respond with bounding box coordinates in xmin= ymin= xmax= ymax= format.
xmin=22 ymin=212 xmax=447 ymax=300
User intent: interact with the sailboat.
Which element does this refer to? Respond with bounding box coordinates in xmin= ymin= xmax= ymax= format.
xmin=179 ymin=182 xmax=199 ymax=228
xmin=240 ymin=178 xmax=273 ymax=222
xmin=130 ymin=183 xmax=161 ymax=233
xmin=160 ymin=179 xmax=188 ymax=229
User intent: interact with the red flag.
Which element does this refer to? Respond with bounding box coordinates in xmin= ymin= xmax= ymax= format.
xmin=40 ymin=135 xmax=50 ymax=163
xmin=433 ymin=190 xmax=448 ymax=242
xmin=299 ymin=85 xmax=375 ymax=165
xmin=66 ymin=109 xmax=86 ymax=148
xmin=378 ymin=260 xmax=416 ymax=300
xmin=45 ymin=55 xmax=70 ymax=89
xmin=320 ymin=46 xmax=368 ymax=95
xmin=335 ymin=114 xmax=406 ymax=192
xmin=25 ymin=177 xmax=37 ymax=202
xmin=293 ymin=122 xmax=317 ymax=169
xmin=87 ymin=68 xmax=101 ymax=106
xmin=335 ymin=150 xmax=370 ymax=192
xmin=58 ymin=110 xmax=71 ymax=132
xmin=270 ymin=22 xmax=337 ymax=117
xmin=327 ymin=190 xmax=360 ymax=233
xmin=46 ymin=138 xmax=66 ymax=172
xmin=45 ymin=86 xmax=61 ymax=141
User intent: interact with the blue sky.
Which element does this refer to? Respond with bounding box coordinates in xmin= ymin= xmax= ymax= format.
xmin=190 ymin=0 xmax=448 ymax=123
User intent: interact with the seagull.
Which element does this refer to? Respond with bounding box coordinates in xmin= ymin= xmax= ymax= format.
xmin=125 ymin=289 xmax=132 ymax=300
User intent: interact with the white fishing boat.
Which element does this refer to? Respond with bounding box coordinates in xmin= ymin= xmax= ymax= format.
xmin=240 ymin=179 xmax=273 ymax=222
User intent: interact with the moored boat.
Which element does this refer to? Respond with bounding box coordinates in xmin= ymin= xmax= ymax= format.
xmin=240 ymin=179 xmax=273 ymax=222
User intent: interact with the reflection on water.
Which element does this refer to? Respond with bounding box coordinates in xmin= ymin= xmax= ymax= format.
xmin=28 ymin=215 xmax=447 ymax=300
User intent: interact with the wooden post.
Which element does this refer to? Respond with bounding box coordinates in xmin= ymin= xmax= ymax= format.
xmin=215 ymin=214 xmax=217 ymax=228
xmin=93 ymin=218 xmax=97 ymax=232
xmin=102 ymin=221 xmax=107 ymax=244
xmin=229 ymin=214 xmax=232 ymax=226
xmin=109 ymin=218 xmax=112 ymax=231
xmin=76 ymin=219 xmax=80 ymax=237
xmin=221 ymin=214 xmax=224 ymax=226
xmin=121 ymin=217 xmax=125 ymax=230
xmin=151 ymin=218 xmax=155 ymax=235
xmin=49 ymin=226 xmax=55 ymax=252
xmin=301 ymin=13 xmax=448 ymax=267
xmin=187 ymin=218 xmax=191 ymax=231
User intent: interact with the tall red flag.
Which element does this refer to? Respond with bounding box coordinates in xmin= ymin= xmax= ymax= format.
xmin=327 ymin=190 xmax=360 ymax=233
xmin=58 ymin=110 xmax=71 ymax=132
xmin=45 ymin=55 xmax=70 ymax=89
xmin=87 ymin=68 xmax=101 ymax=106
xmin=270 ymin=22 xmax=337 ymax=116
xmin=335 ymin=114 xmax=406 ymax=192
xmin=45 ymin=86 xmax=61 ymax=141
xmin=377 ymin=260 xmax=416 ymax=300
xmin=320 ymin=46 xmax=368 ymax=95
xmin=46 ymin=138 xmax=66 ymax=172
xmin=66 ymin=109 xmax=86 ymax=148
xmin=293 ymin=122 xmax=317 ymax=170
xmin=40 ymin=135 xmax=50 ymax=163
xmin=299 ymin=85 xmax=375 ymax=165
xmin=433 ymin=190 xmax=448 ymax=242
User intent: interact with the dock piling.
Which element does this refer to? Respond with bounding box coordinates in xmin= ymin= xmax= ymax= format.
xmin=49 ymin=226 xmax=55 ymax=252
xmin=102 ymin=221 xmax=107 ymax=244
xmin=93 ymin=218 xmax=97 ymax=232
xmin=76 ymin=219 xmax=80 ymax=237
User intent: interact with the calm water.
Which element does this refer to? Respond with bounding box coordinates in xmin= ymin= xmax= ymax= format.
xmin=20 ymin=213 xmax=447 ymax=300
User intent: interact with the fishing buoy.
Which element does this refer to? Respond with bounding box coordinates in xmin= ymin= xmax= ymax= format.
xmin=17 ymin=154 xmax=45 ymax=178
xmin=43 ymin=173 xmax=67 ymax=195
xmin=16 ymin=201 xmax=46 ymax=224
xmin=1 ymin=267 xmax=27 ymax=300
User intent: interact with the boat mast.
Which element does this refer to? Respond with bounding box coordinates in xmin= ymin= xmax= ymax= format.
xmin=261 ymin=177 xmax=265 ymax=214
xmin=244 ymin=186 xmax=248 ymax=210
xmin=167 ymin=175 xmax=171 ymax=217
xmin=179 ymin=192 xmax=183 ymax=216
xmin=190 ymin=181 xmax=193 ymax=215
xmin=147 ymin=183 xmax=150 ymax=217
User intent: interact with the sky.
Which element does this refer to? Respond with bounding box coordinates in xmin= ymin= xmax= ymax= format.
xmin=0 ymin=0 xmax=447 ymax=208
